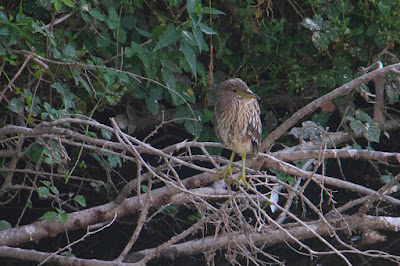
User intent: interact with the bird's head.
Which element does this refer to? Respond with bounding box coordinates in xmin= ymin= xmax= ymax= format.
xmin=218 ymin=78 xmax=260 ymax=101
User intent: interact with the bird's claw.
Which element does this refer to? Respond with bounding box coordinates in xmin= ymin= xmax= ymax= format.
xmin=216 ymin=167 xmax=233 ymax=185
xmin=232 ymin=175 xmax=250 ymax=191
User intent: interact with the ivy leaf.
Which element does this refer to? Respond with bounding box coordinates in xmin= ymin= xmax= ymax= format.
xmin=89 ymin=9 xmax=106 ymax=21
xmin=380 ymin=174 xmax=392 ymax=184
xmin=74 ymin=195 xmax=87 ymax=207
xmin=168 ymin=84 xmax=185 ymax=106
xmin=349 ymin=120 xmax=363 ymax=135
xmin=56 ymin=208 xmax=68 ymax=224
xmin=101 ymin=129 xmax=112 ymax=140
xmin=185 ymin=117 xmax=203 ymax=137
xmin=363 ymin=122 xmax=381 ymax=143
xmin=202 ymin=108 xmax=214 ymax=123
xmin=145 ymin=86 xmax=162 ymax=115
xmin=0 ymin=10 xmax=8 ymax=22
xmin=312 ymin=113 xmax=329 ymax=127
xmin=0 ymin=43 xmax=5 ymax=56
xmin=106 ymin=7 xmax=120 ymax=30
xmin=7 ymin=98 xmax=24 ymax=113
xmin=0 ymin=220 xmax=12 ymax=231
xmin=63 ymin=44 xmax=77 ymax=61
xmin=378 ymin=1 xmax=391 ymax=16
xmin=145 ymin=94 xmax=159 ymax=115
xmin=161 ymin=62 xmax=176 ymax=90
xmin=180 ymin=42 xmax=197 ymax=77
xmin=355 ymin=109 xmax=372 ymax=123
xmin=51 ymin=82 xmax=75 ymax=109
xmin=154 ymin=25 xmax=180 ymax=51
xmin=37 ymin=186 xmax=50 ymax=199
xmin=0 ymin=27 xmax=9 ymax=36
xmin=25 ymin=143 xmax=43 ymax=164
xmin=49 ymin=186 xmax=59 ymax=195
xmin=129 ymin=42 xmax=152 ymax=78
xmin=301 ymin=16 xmax=322 ymax=31
xmin=41 ymin=211 xmax=57 ymax=220
xmin=312 ymin=31 xmax=329 ymax=50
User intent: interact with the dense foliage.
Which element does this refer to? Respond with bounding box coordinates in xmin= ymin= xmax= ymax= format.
xmin=2 ymin=0 xmax=400 ymax=141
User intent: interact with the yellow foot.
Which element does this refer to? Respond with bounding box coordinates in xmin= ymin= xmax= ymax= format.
xmin=216 ymin=166 xmax=232 ymax=185
xmin=232 ymin=174 xmax=250 ymax=190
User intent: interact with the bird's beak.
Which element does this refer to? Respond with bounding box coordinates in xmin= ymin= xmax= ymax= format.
xmin=236 ymin=90 xmax=261 ymax=100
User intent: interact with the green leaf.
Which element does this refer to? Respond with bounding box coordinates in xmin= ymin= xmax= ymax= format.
xmin=301 ymin=16 xmax=322 ymax=31
xmin=0 ymin=11 xmax=8 ymax=22
xmin=117 ymin=28 xmax=127 ymax=44
xmin=25 ymin=143 xmax=43 ymax=164
xmin=7 ymin=98 xmax=24 ymax=113
xmin=0 ymin=43 xmax=5 ymax=56
xmin=106 ymin=7 xmax=120 ymax=30
xmin=89 ymin=9 xmax=106 ymax=21
xmin=56 ymin=208 xmax=68 ymax=224
xmin=62 ymin=0 xmax=74 ymax=8
xmin=145 ymin=95 xmax=159 ymax=115
xmin=186 ymin=0 xmax=198 ymax=15
xmin=51 ymin=82 xmax=75 ymax=109
xmin=180 ymin=42 xmax=197 ymax=77
xmin=49 ymin=186 xmax=59 ymax=195
xmin=41 ymin=211 xmax=57 ymax=220
xmin=355 ymin=109 xmax=372 ymax=122
xmin=141 ymin=184 xmax=147 ymax=193
xmin=198 ymin=22 xmax=217 ymax=35
xmin=312 ymin=31 xmax=329 ymax=50
xmin=0 ymin=27 xmax=9 ymax=36
xmin=192 ymin=25 xmax=203 ymax=52
xmin=51 ymin=0 xmax=62 ymax=11
xmin=366 ymin=23 xmax=379 ymax=37
xmin=40 ymin=180 xmax=51 ymax=187
xmin=161 ymin=63 xmax=176 ymax=90
xmin=37 ymin=186 xmax=50 ymax=199
xmin=380 ymin=174 xmax=392 ymax=184
xmin=63 ymin=44 xmax=77 ymax=59
xmin=145 ymin=86 xmax=163 ymax=115
xmin=185 ymin=118 xmax=203 ymax=136
xmin=174 ymin=108 xmax=203 ymax=136
xmin=201 ymin=7 xmax=225 ymax=15
xmin=0 ymin=220 xmax=12 ymax=231
xmin=349 ymin=120 xmax=363 ymax=135
xmin=378 ymin=1 xmax=391 ymax=16
xmin=312 ymin=113 xmax=329 ymax=127
xmin=363 ymin=122 xmax=381 ymax=143
xmin=202 ymin=108 xmax=214 ymax=123
xmin=101 ymin=129 xmax=112 ymax=140
xmin=74 ymin=195 xmax=87 ymax=207
xmin=130 ymin=42 xmax=152 ymax=77
xmin=352 ymin=143 xmax=362 ymax=150
xmin=154 ymin=25 xmax=180 ymax=51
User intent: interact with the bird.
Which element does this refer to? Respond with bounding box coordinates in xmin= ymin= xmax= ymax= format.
xmin=214 ymin=78 xmax=262 ymax=190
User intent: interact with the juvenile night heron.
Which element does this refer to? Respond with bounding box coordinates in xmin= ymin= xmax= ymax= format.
xmin=214 ymin=78 xmax=262 ymax=189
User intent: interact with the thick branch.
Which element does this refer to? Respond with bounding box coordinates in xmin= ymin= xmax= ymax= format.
xmin=125 ymin=215 xmax=400 ymax=262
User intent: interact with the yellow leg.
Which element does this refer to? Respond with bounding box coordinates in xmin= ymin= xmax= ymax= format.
xmin=216 ymin=151 xmax=235 ymax=184
xmin=232 ymin=152 xmax=250 ymax=190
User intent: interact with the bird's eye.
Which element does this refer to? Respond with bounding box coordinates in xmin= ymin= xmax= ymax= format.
xmin=233 ymin=89 xmax=237 ymax=93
